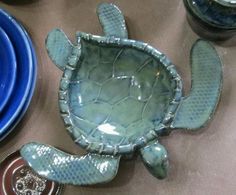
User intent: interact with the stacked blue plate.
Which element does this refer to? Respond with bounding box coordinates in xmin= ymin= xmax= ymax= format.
xmin=0 ymin=9 xmax=37 ymax=141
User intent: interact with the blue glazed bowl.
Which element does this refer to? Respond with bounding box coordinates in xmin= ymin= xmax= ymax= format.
xmin=184 ymin=0 xmax=236 ymax=39
xmin=0 ymin=9 xmax=34 ymax=138
xmin=0 ymin=27 xmax=17 ymax=113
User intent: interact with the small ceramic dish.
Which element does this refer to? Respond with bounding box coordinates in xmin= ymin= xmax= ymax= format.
xmin=184 ymin=0 xmax=236 ymax=39
xmin=0 ymin=27 xmax=16 ymax=113
xmin=21 ymin=3 xmax=223 ymax=186
xmin=0 ymin=150 xmax=63 ymax=194
xmin=0 ymin=9 xmax=34 ymax=138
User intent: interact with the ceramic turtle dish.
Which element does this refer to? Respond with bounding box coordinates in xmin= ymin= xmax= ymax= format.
xmin=20 ymin=3 xmax=223 ymax=185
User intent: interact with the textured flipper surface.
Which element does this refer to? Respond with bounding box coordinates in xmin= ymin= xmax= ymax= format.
xmin=97 ymin=3 xmax=128 ymax=38
xmin=20 ymin=142 xmax=120 ymax=185
xmin=171 ymin=40 xmax=222 ymax=130
xmin=46 ymin=29 xmax=75 ymax=71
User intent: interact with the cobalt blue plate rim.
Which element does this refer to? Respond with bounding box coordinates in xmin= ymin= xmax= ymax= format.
xmin=0 ymin=27 xmax=17 ymax=113
xmin=0 ymin=22 xmax=37 ymax=141
xmin=0 ymin=9 xmax=33 ymax=137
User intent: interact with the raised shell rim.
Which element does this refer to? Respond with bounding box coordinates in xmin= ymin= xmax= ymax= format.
xmin=58 ymin=32 xmax=183 ymax=155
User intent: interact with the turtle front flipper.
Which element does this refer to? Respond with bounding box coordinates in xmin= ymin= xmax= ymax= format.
xmin=140 ymin=141 xmax=169 ymax=179
xmin=46 ymin=29 xmax=79 ymax=71
xmin=171 ymin=40 xmax=223 ymax=130
xmin=20 ymin=142 xmax=120 ymax=185
xmin=97 ymin=3 xmax=128 ymax=38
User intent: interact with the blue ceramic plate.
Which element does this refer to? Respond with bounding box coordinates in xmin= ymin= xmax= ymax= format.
xmin=0 ymin=27 xmax=17 ymax=113
xmin=0 ymin=9 xmax=34 ymax=137
xmin=19 ymin=23 xmax=37 ymax=118
xmin=0 ymin=24 xmax=37 ymax=141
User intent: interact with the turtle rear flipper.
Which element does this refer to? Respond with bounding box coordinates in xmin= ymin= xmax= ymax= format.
xmin=171 ymin=40 xmax=223 ymax=130
xmin=20 ymin=142 xmax=121 ymax=185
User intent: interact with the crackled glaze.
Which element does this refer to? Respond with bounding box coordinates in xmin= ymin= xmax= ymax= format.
xmin=63 ymin=32 xmax=182 ymax=155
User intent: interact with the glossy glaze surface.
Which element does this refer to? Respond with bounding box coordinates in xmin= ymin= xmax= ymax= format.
xmin=0 ymin=9 xmax=34 ymax=138
xmin=0 ymin=0 xmax=233 ymax=194
xmin=214 ymin=0 xmax=236 ymax=7
xmin=0 ymin=151 xmax=62 ymax=195
xmin=21 ymin=142 xmax=121 ymax=185
xmin=13 ymin=166 xmax=49 ymax=194
xmin=21 ymin=2 xmax=222 ymax=186
xmin=69 ymin=39 xmax=174 ymax=143
xmin=0 ymin=27 xmax=16 ymax=113
xmin=0 ymin=22 xmax=37 ymax=141
xmin=65 ymin=32 xmax=181 ymax=154
xmin=140 ymin=141 xmax=168 ymax=179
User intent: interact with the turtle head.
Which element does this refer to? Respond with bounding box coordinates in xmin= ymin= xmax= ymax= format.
xmin=46 ymin=29 xmax=80 ymax=71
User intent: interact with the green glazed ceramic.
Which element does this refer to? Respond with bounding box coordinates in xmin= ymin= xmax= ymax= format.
xmin=20 ymin=3 xmax=223 ymax=185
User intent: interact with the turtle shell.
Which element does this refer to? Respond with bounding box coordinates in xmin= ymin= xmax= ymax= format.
xmin=59 ymin=32 xmax=182 ymax=155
